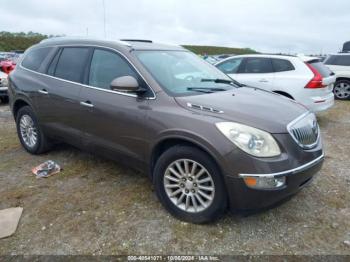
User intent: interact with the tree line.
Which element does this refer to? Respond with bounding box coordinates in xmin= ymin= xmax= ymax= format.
xmin=0 ymin=31 xmax=53 ymax=52
xmin=0 ymin=31 xmax=257 ymax=55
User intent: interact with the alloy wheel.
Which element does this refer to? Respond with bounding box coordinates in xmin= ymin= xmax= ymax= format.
xmin=334 ymin=82 xmax=350 ymax=99
xmin=19 ymin=114 xmax=38 ymax=148
xmin=163 ymin=159 xmax=215 ymax=213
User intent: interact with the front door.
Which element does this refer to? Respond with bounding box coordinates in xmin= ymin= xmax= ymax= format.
xmin=79 ymin=48 xmax=153 ymax=169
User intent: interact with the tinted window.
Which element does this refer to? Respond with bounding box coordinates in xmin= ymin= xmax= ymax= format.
xmin=241 ymin=58 xmax=273 ymax=73
xmin=21 ymin=47 xmax=51 ymax=71
xmin=272 ymin=58 xmax=295 ymax=72
xmin=54 ymin=47 xmax=90 ymax=82
xmin=89 ymin=49 xmax=137 ymax=89
xmin=216 ymin=58 xmax=243 ymax=74
xmin=308 ymin=61 xmax=333 ymax=77
xmin=324 ymin=55 xmax=350 ymax=66
xmin=47 ymin=49 xmax=61 ymax=76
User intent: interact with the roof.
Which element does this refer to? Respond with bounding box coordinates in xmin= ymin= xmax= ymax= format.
xmin=38 ymin=37 xmax=185 ymax=51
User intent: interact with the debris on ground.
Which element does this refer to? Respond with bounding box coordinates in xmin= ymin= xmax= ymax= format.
xmin=32 ymin=160 xmax=61 ymax=178
xmin=0 ymin=207 xmax=23 ymax=239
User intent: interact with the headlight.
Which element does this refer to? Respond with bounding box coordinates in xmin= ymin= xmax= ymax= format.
xmin=215 ymin=122 xmax=281 ymax=157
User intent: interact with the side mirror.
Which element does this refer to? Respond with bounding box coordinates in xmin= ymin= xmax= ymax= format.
xmin=110 ymin=76 xmax=145 ymax=93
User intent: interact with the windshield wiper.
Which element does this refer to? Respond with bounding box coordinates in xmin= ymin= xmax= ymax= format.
xmin=201 ymin=78 xmax=245 ymax=87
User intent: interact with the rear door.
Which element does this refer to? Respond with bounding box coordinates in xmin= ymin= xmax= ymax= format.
xmin=40 ymin=46 xmax=91 ymax=146
xmin=78 ymin=48 xmax=152 ymax=169
xmin=235 ymin=57 xmax=275 ymax=90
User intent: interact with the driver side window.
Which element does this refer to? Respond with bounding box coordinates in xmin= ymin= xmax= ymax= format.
xmin=89 ymin=49 xmax=138 ymax=90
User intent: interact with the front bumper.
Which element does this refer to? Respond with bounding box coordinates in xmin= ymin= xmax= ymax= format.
xmin=225 ymin=153 xmax=324 ymax=211
xmin=0 ymin=86 xmax=8 ymax=97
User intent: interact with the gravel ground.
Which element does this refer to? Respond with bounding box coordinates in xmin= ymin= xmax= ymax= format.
xmin=0 ymin=101 xmax=349 ymax=255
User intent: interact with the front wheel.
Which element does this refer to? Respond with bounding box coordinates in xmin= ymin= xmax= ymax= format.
xmin=153 ymin=145 xmax=227 ymax=223
xmin=333 ymin=80 xmax=350 ymax=100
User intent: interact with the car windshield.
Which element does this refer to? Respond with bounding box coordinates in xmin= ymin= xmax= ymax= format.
xmin=134 ymin=50 xmax=237 ymax=96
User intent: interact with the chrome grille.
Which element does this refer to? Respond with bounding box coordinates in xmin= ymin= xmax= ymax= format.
xmin=287 ymin=113 xmax=320 ymax=149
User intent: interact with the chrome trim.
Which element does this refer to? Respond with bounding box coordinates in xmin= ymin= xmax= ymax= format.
xmin=287 ymin=112 xmax=320 ymax=149
xmin=80 ymin=101 xmax=94 ymax=108
xmin=186 ymin=102 xmax=224 ymax=114
xmin=239 ymin=153 xmax=324 ymax=178
xmin=38 ymin=89 xmax=48 ymax=95
xmin=19 ymin=44 xmax=156 ymax=100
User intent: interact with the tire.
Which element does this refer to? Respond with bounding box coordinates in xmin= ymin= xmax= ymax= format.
xmin=153 ymin=145 xmax=227 ymax=223
xmin=333 ymin=80 xmax=350 ymax=100
xmin=15 ymin=106 xmax=52 ymax=154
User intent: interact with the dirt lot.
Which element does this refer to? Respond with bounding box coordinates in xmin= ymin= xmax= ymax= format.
xmin=0 ymin=101 xmax=349 ymax=255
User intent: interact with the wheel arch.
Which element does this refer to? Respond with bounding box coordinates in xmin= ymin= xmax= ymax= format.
xmin=12 ymin=97 xmax=33 ymax=119
xmin=272 ymin=90 xmax=294 ymax=100
xmin=336 ymin=77 xmax=350 ymax=82
xmin=150 ymin=136 xmax=223 ymax=181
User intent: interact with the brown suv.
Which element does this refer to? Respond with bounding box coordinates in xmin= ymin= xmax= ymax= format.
xmin=8 ymin=38 xmax=324 ymax=223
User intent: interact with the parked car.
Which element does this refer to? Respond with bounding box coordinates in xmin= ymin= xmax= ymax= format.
xmin=0 ymin=70 xmax=9 ymax=103
xmin=0 ymin=60 xmax=16 ymax=74
xmin=324 ymin=53 xmax=350 ymax=100
xmin=215 ymin=54 xmax=336 ymax=112
xmin=203 ymin=55 xmax=220 ymax=64
xmin=8 ymin=38 xmax=324 ymax=223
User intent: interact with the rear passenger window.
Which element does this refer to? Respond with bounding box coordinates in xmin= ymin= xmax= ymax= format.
xmin=242 ymin=58 xmax=273 ymax=73
xmin=21 ymin=47 xmax=52 ymax=71
xmin=54 ymin=47 xmax=90 ymax=83
xmin=47 ymin=49 xmax=61 ymax=76
xmin=272 ymin=59 xmax=295 ymax=72
xmin=88 ymin=49 xmax=137 ymax=89
xmin=216 ymin=58 xmax=243 ymax=74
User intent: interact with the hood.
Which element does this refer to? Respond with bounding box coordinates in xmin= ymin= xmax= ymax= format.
xmin=175 ymin=87 xmax=308 ymax=133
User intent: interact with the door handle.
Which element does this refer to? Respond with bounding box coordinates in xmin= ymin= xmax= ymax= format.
xmin=38 ymin=89 xmax=49 ymax=95
xmin=80 ymin=101 xmax=94 ymax=108
xmin=259 ymin=79 xmax=268 ymax=83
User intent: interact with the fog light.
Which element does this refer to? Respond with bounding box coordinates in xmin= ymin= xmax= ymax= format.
xmin=243 ymin=176 xmax=286 ymax=189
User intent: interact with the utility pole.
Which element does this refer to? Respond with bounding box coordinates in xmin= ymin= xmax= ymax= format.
xmin=102 ymin=0 xmax=107 ymax=38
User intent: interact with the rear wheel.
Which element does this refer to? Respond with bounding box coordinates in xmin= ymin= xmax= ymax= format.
xmin=333 ymin=80 xmax=350 ymax=100
xmin=153 ymin=145 xmax=227 ymax=223
xmin=16 ymin=106 xmax=52 ymax=154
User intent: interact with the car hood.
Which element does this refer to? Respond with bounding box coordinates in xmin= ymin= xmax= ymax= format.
xmin=175 ymin=87 xmax=308 ymax=133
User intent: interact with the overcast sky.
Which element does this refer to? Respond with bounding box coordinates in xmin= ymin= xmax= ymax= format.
xmin=1 ymin=0 xmax=348 ymax=54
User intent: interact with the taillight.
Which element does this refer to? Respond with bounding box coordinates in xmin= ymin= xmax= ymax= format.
xmin=305 ymin=63 xmax=326 ymax=88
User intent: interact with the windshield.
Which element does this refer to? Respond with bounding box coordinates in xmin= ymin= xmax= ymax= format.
xmin=134 ymin=50 xmax=236 ymax=96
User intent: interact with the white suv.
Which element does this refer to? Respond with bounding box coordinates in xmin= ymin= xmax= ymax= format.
xmin=324 ymin=53 xmax=350 ymax=100
xmin=215 ymin=54 xmax=336 ymax=112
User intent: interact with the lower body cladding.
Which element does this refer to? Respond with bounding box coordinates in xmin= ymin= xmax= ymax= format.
xmin=225 ymin=154 xmax=324 ymax=211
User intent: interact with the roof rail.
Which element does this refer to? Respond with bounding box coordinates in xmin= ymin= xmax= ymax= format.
xmin=120 ymin=39 xmax=153 ymax=43
xmin=39 ymin=36 xmax=131 ymax=47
